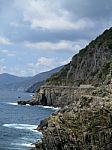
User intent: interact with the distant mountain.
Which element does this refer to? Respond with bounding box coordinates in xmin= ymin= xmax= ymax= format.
xmin=25 ymin=81 xmax=44 ymax=93
xmin=0 ymin=73 xmax=30 ymax=85
xmin=25 ymin=66 xmax=63 ymax=92
xmin=0 ymin=66 xmax=63 ymax=92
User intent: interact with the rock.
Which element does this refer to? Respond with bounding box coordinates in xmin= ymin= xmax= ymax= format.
xmin=31 ymin=85 xmax=95 ymax=107
xmin=17 ymin=100 xmax=39 ymax=106
xmin=38 ymin=118 xmax=48 ymax=130
xmin=35 ymin=141 xmax=43 ymax=149
xmin=17 ymin=100 xmax=27 ymax=105
xmin=33 ymin=90 xmax=112 ymax=150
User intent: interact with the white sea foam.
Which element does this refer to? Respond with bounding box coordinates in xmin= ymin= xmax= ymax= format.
xmin=7 ymin=103 xmax=60 ymax=110
xmin=26 ymin=104 xmax=30 ymax=106
xmin=8 ymin=103 xmax=18 ymax=106
xmin=11 ymin=142 xmax=35 ymax=148
xmin=3 ymin=124 xmax=38 ymax=131
xmin=7 ymin=102 xmax=30 ymax=106
xmin=38 ymin=105 xmax=60 ymax=111
xmin=21 ymin=143 xmax=35 ymax=147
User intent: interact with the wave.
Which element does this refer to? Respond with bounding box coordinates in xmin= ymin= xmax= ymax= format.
xmin=3 ymin=123 xmax=39 ymax=132
xmin=7 ymin=102 xmax=30 ymax=106
xmin=7 ymin=103 xmax=18 ymax=106
xmin=11 ymin=142 xmax=35 ymax=148
xmin=38 ymin=105 xmax=60 ymax=110
xmin=26 ymin=104 xmax=30 ymax=106
xmin=6 ymin=103 xmax=59 ymax=110
xmin=20 ymin=143 xmax=35 ymax=147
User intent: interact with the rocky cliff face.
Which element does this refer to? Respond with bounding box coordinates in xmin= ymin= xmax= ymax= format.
xmin=32 ymin=85 xmax=95 ymax=107
xmin=30 ymin=28 xmax=112 ymax=107
xmin=34 ymin=86 xmax=112 ymax=150
xmin=32 ymin=28 xmax=112 ymax=150
xmin=46 ymin=28 xmax=112 ymax=86
xmin=31 ymin=58 xmax=111 ymax=108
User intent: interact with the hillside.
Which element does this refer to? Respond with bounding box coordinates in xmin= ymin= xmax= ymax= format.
xmin=36 ymin=86 xmax=112 ymax=150
xmin=46 ymin=28 xmax=112 ymax=86
xmin=32 ymin=28 xmax=112 ymax=150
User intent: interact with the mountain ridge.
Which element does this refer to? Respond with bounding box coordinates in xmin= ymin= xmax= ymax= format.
xmin=0 ymin=66 xmax=63 ymax=92
xmin=46 ymin=28 xmax=112 ymax=86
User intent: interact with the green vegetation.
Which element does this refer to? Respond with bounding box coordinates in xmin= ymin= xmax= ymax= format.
xmin=78 ymin=47 xmax=88 ymax=57
xmin=97 ymin=61 xmax=112 ymax=81
xmin=46 ymin=63 xmax=70 ymax=85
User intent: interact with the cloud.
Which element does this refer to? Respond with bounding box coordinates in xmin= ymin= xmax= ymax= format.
xmin=8 ymin=56 xmax=68 ymax=76
xmin=36 ymin=57 xmax=55 ymax=67
xmin=27 ymin=56 xmax=71 ymax=75
xmin=0 ymin=58 xmax=7 ymax=73
xmin=13 ymin=0 xmax=94 ymax=31
xmin=25 ymin=40 xmax=88 ymax=53
xmin=27 ymin=57 xmax=55 ymax=75
xmin=0 ymin=37 xmax=12 ymax=45
xmin=1 ymin=0 xmax=112 ymax=44
xmin=61 ymin=0 xmax=112 ymax=20
xmin=2 ymin=0 xmax=110 ymax=46
xmin=59 ymin=57 xmax=72 ymax=65
xmin=10 ymin=22 xmax=22 ymax=27
xmin=0 ymin=0 xmax=112 ymax=76
xmin=13 ymin=0 xmax=112 ymax=32
xmin=10 ymin=67 xmax=27 ymax=77
xmin=0 ymin=49 xmax=16 ymax=57
xmin=7 ymin=56 xmax=71 ymax=76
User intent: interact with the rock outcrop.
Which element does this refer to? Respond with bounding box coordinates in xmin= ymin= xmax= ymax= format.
xmin=32 ymin=85 xmax=95 ymax=107
xmin=33 ymin=86 xmax=112 ymax=150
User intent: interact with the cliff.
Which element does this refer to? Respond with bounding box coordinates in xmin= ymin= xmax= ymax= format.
xmin=32 ymin=28 xmax=112 ymax=150
xmin=33 ymin=85 xmax=112 ymax=150
xmin=33 ymin=84 xmax=112 ymax=150
xmin=31 ymin=28 xmax=112 ymax=107
xmin=31 ymin=85 xmax=95 ymax=107
xmin=46 ymin=28 xmax=112 ymax=86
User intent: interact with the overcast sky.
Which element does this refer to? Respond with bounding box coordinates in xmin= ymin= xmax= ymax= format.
xmin=0 ymin=0 xmax=112 ymax=76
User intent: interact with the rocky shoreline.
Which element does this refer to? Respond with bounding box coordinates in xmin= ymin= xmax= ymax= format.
xmin=17 ymin=65 xmax=111 ymax=150
xmin=17 ymin=100 xmax=40 ymax=106
xmin=17 ymin=85 xmax=95 ymax=107
xmin=32 ymin=84 xmax=112 ymax=150
xmin=18 ymin=28 xmax=112 ymax=150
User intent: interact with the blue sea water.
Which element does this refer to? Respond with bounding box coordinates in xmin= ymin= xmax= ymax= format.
xmin=0 ymin=91 xmax=55 ymax=150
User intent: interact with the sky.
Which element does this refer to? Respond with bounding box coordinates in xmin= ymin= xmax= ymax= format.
xmin=0 ymin=0 xmax=112 ymax=76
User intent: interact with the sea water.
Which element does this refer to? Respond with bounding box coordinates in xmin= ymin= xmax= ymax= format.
xmin=0 ymin=91 xmax=56 ymax=150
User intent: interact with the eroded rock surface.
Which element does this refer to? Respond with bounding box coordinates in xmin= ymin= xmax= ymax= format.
xmin=31 ymin=27 xmax=112 ymax=150
xmin=33 ymin=86 xmax=112 ymax=150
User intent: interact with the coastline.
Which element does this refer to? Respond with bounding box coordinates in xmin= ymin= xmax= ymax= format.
xmin=32 ymin=84 xmax=112 ymax=150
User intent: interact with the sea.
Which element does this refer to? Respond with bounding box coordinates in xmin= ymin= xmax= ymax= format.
xmin=0 ymin=90 xmax=56 ymax=150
